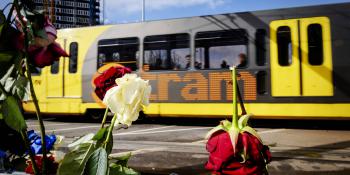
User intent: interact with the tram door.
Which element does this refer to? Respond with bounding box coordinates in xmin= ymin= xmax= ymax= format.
xmin=270 ymin=17 xmax=333 ymax=97
xmin=46 ymin=38 xmax=81 ymax=112
xmin=46 ymin=38 xmax=65 ymax=98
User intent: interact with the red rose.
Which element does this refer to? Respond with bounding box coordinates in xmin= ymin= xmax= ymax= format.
xmin=12 ymin=15 xmax=68 ymax=68
xmin=28 ymin=42 xmax=69 ymax=68
xmin=205 ymin=131 xmax=271 ymax=175
xmin=93 ymin=66 xmax=131 ymax=100
xmin=25 ymin=155 xmax=58 ymax=175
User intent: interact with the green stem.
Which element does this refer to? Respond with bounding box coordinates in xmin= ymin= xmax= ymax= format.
xmin=231 ymin=67 xmax=238 ymax=129
xmin=104 ymin=113 xmax=118 ymax=148
xmin=21 ymin=130 xmax=39 ymax=175
xmin=100 ymin=107 xmax=109 ymax=129
xmin=13 ymin=1 xmax=48 ymax=173
xmin=25 ymin=58 xmax=48 ymax=175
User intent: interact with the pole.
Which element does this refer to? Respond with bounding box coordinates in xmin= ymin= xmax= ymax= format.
xmin=103 ymin=0 xmax=105 ymax=24
xmin=142 ymin=0 xmax=145 ymax=22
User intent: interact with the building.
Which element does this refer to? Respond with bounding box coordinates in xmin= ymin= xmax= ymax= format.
xmin=33 ymin=0 xmax=100 ymax=29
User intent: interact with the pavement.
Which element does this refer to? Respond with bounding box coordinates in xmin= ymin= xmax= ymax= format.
xmin=26 ymin=117 xmax=350 ymax=175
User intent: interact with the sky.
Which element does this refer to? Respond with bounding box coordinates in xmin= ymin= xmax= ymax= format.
xmin=1 ymin=0 xmax=350 ymax=24
xmin=103 ymin=0 xmax=350 ymax=24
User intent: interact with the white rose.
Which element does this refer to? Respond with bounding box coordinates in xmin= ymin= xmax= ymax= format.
xmin=103 ymin=74 xmax=151 ymax=126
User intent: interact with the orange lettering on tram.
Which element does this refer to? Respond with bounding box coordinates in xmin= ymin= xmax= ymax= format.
xmin=140 ymin=73 xmax=158 ymax=100
xmin=141 ymin=71 xmax=257 ymax=102
xmin=238 ymin=72 xmax=257 ymax=101
xmin=158 ymin=74 xmax=181 ymax=100
xmin=209 ymin=72 xmax=232 ymax=101
xmin=181 ymin=73 xmax=209 ymax=100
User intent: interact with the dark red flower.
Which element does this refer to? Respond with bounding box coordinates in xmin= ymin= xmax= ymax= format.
xmin=28 ymin=42 xmax=69 ymax=68
xmin=93 ymin=66 xmax=131 ymax=100
xmin=12 ymin=15 xmax=68 ymax=68
xmin=205 ymin=130 xmax=271 ymax=175
xmin=25 ymin=155 xmax=58 ymax=175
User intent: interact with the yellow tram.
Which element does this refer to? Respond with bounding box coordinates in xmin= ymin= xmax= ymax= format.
xmin=23 ymin=3 xmax=350 ymax=119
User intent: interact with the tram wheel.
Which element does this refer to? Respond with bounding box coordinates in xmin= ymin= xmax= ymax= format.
xmin=86 ymin=109 xmax=105 ymax=122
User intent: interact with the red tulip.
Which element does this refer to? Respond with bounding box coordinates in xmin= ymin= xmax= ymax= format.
xmin=93 ymin=66 xmax=131 ymax=100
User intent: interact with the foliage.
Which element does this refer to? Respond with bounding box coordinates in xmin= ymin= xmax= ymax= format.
xmin=58 ymin=127 xmax=139 ymax=175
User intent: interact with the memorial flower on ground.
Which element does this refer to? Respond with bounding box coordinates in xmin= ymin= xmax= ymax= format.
xmin=103 ymin=74 xmax=151 ymax=126
xmin=205 ymin=67 xmax=271 ymax=175
xmin=25 ymin=155 xmax=58 ymax=175
xmin=0 ymin=1 xmax=68 ymax=174
xmin=58 ymin=73 xmax=149 ymax=175
xmin=93 ymin=66 xmax=131 ymax=100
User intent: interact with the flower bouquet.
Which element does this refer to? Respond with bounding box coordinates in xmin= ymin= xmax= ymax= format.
xmin=57 ymin=66 xmax=151 ymax=175
xmin=205 ymin=67 xmax=272 ymax=175
xmin=0 ymin=0 xmax=68 ymax=174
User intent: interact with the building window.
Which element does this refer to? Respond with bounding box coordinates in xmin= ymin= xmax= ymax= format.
xmin=195 ymin=29 xmax=248 ymax=69
xmin=308 ymin=24 xmax=323 ymax=65
xmin=97 ymin=37 xmax=139 ymax=71
xmin=277 ymin=26 xmax=292 ymax=66
xmin=69 ymin=42 xmax=78 ymax=73
xmin=144 ymin=33 xmax=190 ymax=71
xmin=255 ymin=29 xmax=266 ymax=66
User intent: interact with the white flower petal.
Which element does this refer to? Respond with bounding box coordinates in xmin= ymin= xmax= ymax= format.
xmin=104 ymin=73 xmax=151 ymax=126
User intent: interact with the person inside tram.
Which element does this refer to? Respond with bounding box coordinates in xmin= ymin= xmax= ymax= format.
xmin=185 ymin=55 xmax=191 ymax=69
xmin=236 ymin=53 xmax=247 ymax=68
xmin=221 ymin=60 xmax=229 ymax=68
xmin=186 ymin=55 xmax=202 ymax=69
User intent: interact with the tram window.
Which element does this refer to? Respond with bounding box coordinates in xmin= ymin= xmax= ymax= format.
xmin=308 ymin=24 xmax=323 ymax=65
xmin=97 ymin=37 xmax=139 ymax=70
xmin=144 ymin=50 xmax=167 ymax=70
xmin=144 ymin=33 xmax=189 ymax=71
xmin=195 ymin=29 xmax=248 ymax=69
xmin=195 ymin=48 xmax=205 ymax=69
xmin=257 ymin=71 xmax=267 ymax=95
xmin=255 ymin=29 xmax=266 ymax=66
xmin=277 ymin=26 xmax=292 ymax=66
xmin=51 ymin=60 xmax=59 ymax=74
xmin=69 ymin=42 xmax=78 ymax=73
xmin=209 ymin=45 xmax=247 ymax=69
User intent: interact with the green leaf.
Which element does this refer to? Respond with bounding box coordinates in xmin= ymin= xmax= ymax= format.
xmin=109 ymin=163 xmax=139 ymax=175
xmin=110 ymin=152 xmax=131 ymax=167
xmin=238 ymin=114 xmax=252 ymax=129
xmin=34 ymin=28 xmax=48 ymax=39
xmin=0 ymin=104 xmax=3 ymax=119
xmin=0 ymin=11 xmax=5 ymax=36
xmin=0 ymin=10 xmax=5 ymax=25
xmin=205 ymin=120 xmax=231 ymax=139
xmin=12 ymin=76 xmax=30 ymax=101
xmin=2 ymin=96 xmax=27 ymax=132
xmin=85 ymin=147 xmax=108 ymax=175
xmin=94 ymin=126 xmax=113 ymax=154
xmin=93 ymin=127 xmax=108 ymax=141
xmin=228 ymin=127 xmax=240 ymax=154
xmin=0 ymin=52 xmax=14 ymax=62
xmin=0 ymin=64 xmax=14 ymax=85
xmin=58 ymin=142 xmax=96 ymax=175
xmin=68 ymin=133 xmax=95 ymax=149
